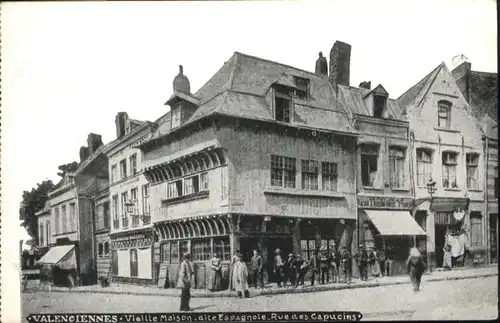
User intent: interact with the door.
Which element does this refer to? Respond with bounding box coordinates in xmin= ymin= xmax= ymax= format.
xmin=264 ymin=237 xmax=293 ymax=283
xmin=435 ymin=225 xmax=447 ymax=268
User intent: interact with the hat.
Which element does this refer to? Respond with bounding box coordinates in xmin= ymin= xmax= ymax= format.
xmin=275 ymin=248 xmax=281 ymax=253
xmin=183 ymin=252 xmax=191 ymax=259
xmin=288 ymin=253 xmax=294 ymax=257
xmin=359 ymin=244 xmax=364 ymax=248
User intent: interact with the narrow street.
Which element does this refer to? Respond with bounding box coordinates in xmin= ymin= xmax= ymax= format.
xmin=23 ymin=276 xmax=497 ymax=321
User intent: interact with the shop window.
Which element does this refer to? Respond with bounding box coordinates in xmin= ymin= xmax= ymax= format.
xmin=442 ymin=152 xmax=458 ymax=188
xmin=466 ymin=153 xmax=480 ymax=190
xmin=130 ymin=249 xmax=138 ymax=277
xmin=104 ymin=242 xmax=110 ymax=256
xmin=98 ymin=243 xmax=104 ymax=257
xmin=470 ymin=213 xmax=483 ymax=248
xmin=271 ymin=155 xmax=296 ymax=188
xmin=416 ymin=149 xmax=432 ymax=186
xmin=161 ymin=242 xmax=171 ymax=263
xmin=300 ymin=239 xmax=317 ymax=262
xmin=389 ymin=147 xmax=406 ymax=188
xmin=301 ymin=159 xmax=319 ymax=190
xmin=321 ymin=162 xmax=338 ymax=192
xmin=170 ymin=241 xmax=179 ymax=263
xmin=191 ymin=239 xmax=211 ymax=261
xmin=361 ymin=144 xmax=379 ymax=187
xmin=111 ymin=250 xmax=118 ymax=275
xmin=214 ymin=237 xmax=231 ymax=261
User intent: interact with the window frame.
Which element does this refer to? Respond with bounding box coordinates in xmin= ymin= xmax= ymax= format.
xmin=360 ymin=144 xmax=380 ymax=187
xmin=274 ymin=91 xmax=292 ymax=123
xmin=442 ymin=151 xmax=458 ymax=188
xmin=171 ymin=107 xmax=181 ymax=129
xmin=301 ymin=159 xmax=319 ymax=190
xmin=121 ymin=192 xmax=129 ymax=227
xmin=470 ymin=213 xmax=483 ymax=248
xmin=54 ymin=207 xmax=60 ymax=235
xmin=373 ymin=95 xmax=387 ymax=118
xmin=119 ymin=159 xmax=128 ymax=180
xmin=389 ymin=146 xmax=406 ymax=189
xmin=61 ymin=204 xmax=67 ymax=233
xmin=111 ymin=164 xmax=117 ymax=183
xmin=321 ymin=161 xmax=338 ymax=192
xmin=416 ymin=148 xmax=433 ymax=187
xmin=466 ymin=153 xmax=480 ymax=190
xmin=437 ymin=100 xmax=452 ymax=129
xmin=270 ymin=155 xmax=296 ymax=188
xmin=130 ymin=248 xmax=138 ymax=277
xmin=112 ymin=194 xmax=119 ymax=229
xmin=129 ymin=154 xmax=138 ymax=176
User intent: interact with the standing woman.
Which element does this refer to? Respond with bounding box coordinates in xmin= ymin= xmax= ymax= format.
xmin=371 ymin=248 xmax=382 ymax=278
xmin=228 ymin=250 xmax=239 ymax=291
xmin=209 ymin=252 xmax=223 ymax=292
xmin=406 ymin=247 xmax=425 ymax=292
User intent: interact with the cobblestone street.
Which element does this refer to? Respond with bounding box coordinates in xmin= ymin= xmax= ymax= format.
xmin=23 ymin=275 xmax=497 ymax=321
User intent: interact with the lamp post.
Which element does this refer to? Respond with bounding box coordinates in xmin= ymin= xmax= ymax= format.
xmin=414 ymin=178 xmax=436 ymax=273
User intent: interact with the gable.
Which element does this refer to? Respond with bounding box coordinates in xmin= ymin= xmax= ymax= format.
xmin=370 ymin=84 xmax=389 ymax=97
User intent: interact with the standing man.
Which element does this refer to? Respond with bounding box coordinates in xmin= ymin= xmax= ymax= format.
xmin=384 ymin=246 xmax=394 ymax=277
xmin=319 ymin=247 xmax=330 ymax=284
xmin=340 ymin=246 xmax=352 ymax=284
xmin=294 ymin=254 xmax=307 ymax=287
xmin=407 ymin=247 xmax=425 ymax=292
xmin=234 ymin=252 xmax=250 ymax=298
xmin=177 ymin=253 xmax=193 ymax=312
xmin=286 ymin=253 xmax=297 ymax=287
xmin=309 ymin=250 xmax=320 ymax=286
xmin=356 ymin=244 xmax=369 ymax=281
xmin=273 ymin=249 xmax=285 ymax=288
xmin=251 ymin=249 xmax=264 ymax=288
xmin=330 ymin=242 xmax=340 ymax=283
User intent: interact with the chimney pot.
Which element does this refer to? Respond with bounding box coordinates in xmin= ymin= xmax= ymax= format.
xmin=115 ymin=112 xmax=128 ymax=139
xmin=359 ymin=81 xmax=371 ymax=89
xmin=173 ymin=64 xmax=191 ymax=94
xmin=329 ymin=41 xmax=351 ymax=87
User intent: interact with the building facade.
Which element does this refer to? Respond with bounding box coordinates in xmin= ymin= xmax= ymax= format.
xmin=108 ymin=112 xmax=157 ymax=285
xmin=398 ymin=63 xmax=486 ymax=269
xmin=94 ymin=188 xmax=111 ymax=280
xmin=36 ymin=201 xmax=52 ymax=252
xmin=140 ymin=47 xmax=359 ymax=289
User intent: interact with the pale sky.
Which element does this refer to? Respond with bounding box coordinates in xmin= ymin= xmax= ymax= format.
xmin=0 ymin=0 xmax=497 ymax=320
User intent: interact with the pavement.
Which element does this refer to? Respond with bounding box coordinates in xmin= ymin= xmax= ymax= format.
xmin=23 ymin=275 xmax=498 ymax=321
xmin=23 ymin=265 xmax=497 ymax=298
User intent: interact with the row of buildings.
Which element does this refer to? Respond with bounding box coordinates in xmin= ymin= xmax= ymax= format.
xmin=36 ymin=41 xmax=497 ymax=288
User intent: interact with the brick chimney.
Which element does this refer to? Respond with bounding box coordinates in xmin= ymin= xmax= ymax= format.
xmin=87 ymin=133 xmax=103 ymax=155
xmin=451 ymin=61 xmax=472 ymax=103
xmin=115 ymin=112 xmax=128 ymax=139
xmin=79 ymin=146 xmax=90 ymax=162
xmin=359 ymin=81 xmax=371 ymax=89
xmin=329 ymin=41 xmax=351 ymax=87
xmin=315 ymin=52 xmax=328 ymax=77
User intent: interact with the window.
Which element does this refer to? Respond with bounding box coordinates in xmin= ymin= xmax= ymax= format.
xmin=170 ymin=241 xmax=180 ymax=263
xmin=171 ymin=107 xmax=181 ymax=129
xmin=61 ymin=205 xmax=67 ymax=233
xmin=45 ymin=221 xmax=51 ymax=246
xmin=470 ymin=213 xmax=483 ymax=248
xmin=214 ymin=237 xmax=231 ymax=261
xmin=300 ymin=239 xmax=317 ymax=261
xmin=271 ymin=155 xmax=296 ymax=188
xmin=104 ymin=242 xmax=110 ymax=256
xmin=69 ymin=203 xmax=76 ymax=232
xmin=130 ymin=249 xmax=138 ymax=277
xmin=161 ymin=242 xmax=171 ymax=263
xmin=275 ymin=92 xmax=291 ymax=123
xmin=98 ymin=243 xmax=104 ymax=257
xmin=111 ymin=250 xmax=118 ymax=275
xmin=167 ymin=180 xmax=183 ymax=198
xmin=184 ymin=175 xmax=200 ymax=195
xmin=119 ymin=159 xmax=127 ymax=180
xmin=416 ymin=149 xmax=433 ymax=186
xmin=466 ymin=153 xmax=480 ymax=190
xmin=111 ymin=164 xmax=117 ymax=183
xmin=39 ymin=223 xmax=44 ymax=246
xmin=293 ymin=76 xmax=310 ymax=100
xmin=121 ymin=192 xmax=129 ymax=227
xmin=301 ymin=159 xmax=319 ymax=190
xmin=373 ymin=95 xmax=386 ymax=118
xmin=130 ymin=188 xmax=139 ymax=227
xmin=142 ymin=184 xmax=150 ymax=221
xmin=221 ymin=167 xmax=228 ymax=200
xmin=191 ymin=239 xmax=211 ymax=261
xmin=54 ymin=208 xmax=60 ymax=235
xmin=103 ymin=202 xmax=110 ymax=229
xmin=361 ymin=144 xmax=379 ymax=186
xmin=112 ymin=195 xmax=119 ymax=229
xmin=321 ymin=162 xmax=338 ymax=192
xmin=200 ymin=172 xmax=209 ymax=191
xmin=129 ymin=154 xmax=138 ymax=175
xmin=389 ymin=147 xmax=406 ymax=188
xmin=437 ymin=101 xmax=451 ymax=128
xmin=179 ymin=241 xmax=189 ymax=259
xmin=442 ymin=152 xmax=458 ymax=188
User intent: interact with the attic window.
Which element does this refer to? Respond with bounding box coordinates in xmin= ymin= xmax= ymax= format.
xmin=293 ymin=76 xmax=310 ymax=100
xmin=373 ymin=95 xmax=387 ymax=118
xmin=437 ymin=100 xmax=451 ymax=128
xmin=275 ymin=92 xmax=292 ymax=123
xmin=171 ymin=107 xmax=181 ymax=129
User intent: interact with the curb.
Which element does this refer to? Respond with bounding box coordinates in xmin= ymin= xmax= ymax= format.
xmin=41 ymin=272 xmax=497 ymax=298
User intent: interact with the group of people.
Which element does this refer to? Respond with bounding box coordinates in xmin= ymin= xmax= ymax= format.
xmin=356 ymin=244 xmax=395 ymax=281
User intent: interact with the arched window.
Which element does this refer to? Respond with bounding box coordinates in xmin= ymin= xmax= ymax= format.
xmin=437 ymin=100 xmax=452 ymax=129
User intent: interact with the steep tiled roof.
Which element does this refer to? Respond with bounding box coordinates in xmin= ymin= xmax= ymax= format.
xmin=338 ymin=85 xmax=405 ymax=119
xmin=469 ymin=71 xmax=498 ymax=122
xmin=74 ymin=139 xmax=119 ymax=175
xmin=397 ymin=63 xmax=444 ymax=109
xmin=149 ymin=52 xmax=356 ymax=141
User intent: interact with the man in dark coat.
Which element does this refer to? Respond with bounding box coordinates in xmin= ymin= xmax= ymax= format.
xmin=294 ymin=254 xmax=307 ymax=287
xmin=285 ymin=253 xmax=297 ymax=287
xmin=251 ymin=249 xmax=264 ymax=288
xmin=356 ymin=244 xmax=369 ymax=281
xmin=309 ymin=250 xmax=320 ymax=286
xmin=407 ymin=248 xmax=425 ymax=292
xmin=340 ymin=246 xmax=352 ymax=284
xmin=330 ymin=243 xmax=340 ymax=283
xmin=273 ymin=249 xmax=285 ymax=288
xmin=177 ymin=253 xmax=193 ymax=311
xmin=319 ymin=247 xmax=330 ymax=284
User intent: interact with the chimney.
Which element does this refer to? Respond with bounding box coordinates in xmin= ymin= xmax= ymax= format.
xmin=87 ymin=133 xmax=103 ymax=155
xmin=115 ymin=112 xmax=128 ymax=139
xmin=359 ymin=81 xmax=371 ymax=89
xmin=79 ymin=146 xmax=90 ymax=162
xmin=451 ymin=61 xmax=472 ymax=103
xmin=315 ymin=52 xmax=328 ymax=77
xmin=329 ymin=41 xmax=351 ymax=87
xmin=173 ymin=65 xmax=191 ymax=94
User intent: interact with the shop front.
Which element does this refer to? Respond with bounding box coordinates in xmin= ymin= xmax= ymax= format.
xmin=110 ymin=228 xmax=154 ymax=285
xmin=358 ymin=196 xmax=425 ymax=276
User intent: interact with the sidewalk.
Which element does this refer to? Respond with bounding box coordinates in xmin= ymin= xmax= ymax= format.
xmin=42 ymin=265 xmax=497 ymax=298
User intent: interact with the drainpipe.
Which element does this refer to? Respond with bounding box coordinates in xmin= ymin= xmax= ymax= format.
xmin=483 ymin=136 xmax=489 ymax=264
xmin=409 ymin=130 xmax=417 ymax=248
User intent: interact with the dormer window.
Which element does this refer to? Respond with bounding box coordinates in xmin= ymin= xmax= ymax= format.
xmin=171 ymin=107 xmax=181 ymax=129
xmin=437 ymin=100 xmax=451 ymax=128
xmin=293 ymin=76 xmax=310 ymax=100
xmin=275 ymin=91 xmax=292 ymax=123
xmin=373 ymin=95 xmax=387 ymax=118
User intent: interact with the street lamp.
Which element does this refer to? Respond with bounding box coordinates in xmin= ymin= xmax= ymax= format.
xmin=426 ymin=178 xmax=437 ymax=198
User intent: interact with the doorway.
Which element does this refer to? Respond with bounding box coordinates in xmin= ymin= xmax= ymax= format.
xmin=263 ymin=236 xmax=293 ymax=283
xmin=435 ymin=225 xmax=447 ymax=268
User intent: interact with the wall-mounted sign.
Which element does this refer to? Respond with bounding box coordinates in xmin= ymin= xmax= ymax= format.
xmin=358 ymin=196 xmax=414 ymax=210
xmin=119 ymin=176 xmax=141 ymax=188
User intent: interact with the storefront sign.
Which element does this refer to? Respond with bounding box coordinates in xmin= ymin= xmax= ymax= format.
xmin=111 ymin=233 xmax=153 ymax=249
xmin=119 ymin=176 xmax=140 ymax=188
xmin=358 ymin=196 xmax=414 ymax=210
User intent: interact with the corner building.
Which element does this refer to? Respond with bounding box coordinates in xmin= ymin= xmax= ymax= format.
xmin=140 ymin=47 xmax=359 ymax=288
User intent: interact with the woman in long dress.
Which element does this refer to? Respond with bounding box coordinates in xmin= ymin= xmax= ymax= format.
xmin=228 ymin=250 xmax=239 ymax=291
xmin=370 ymin=248 xmax=382 ymax=277
xmin=233 ymin=253 xmax=250 ymax=298
xmin=406 ymin=248 xmax=425 ymax=292
xmin=443 ymin=243 xmax=452 ymax=270
xmin=209 ymin=253 xmax=223 ymax=291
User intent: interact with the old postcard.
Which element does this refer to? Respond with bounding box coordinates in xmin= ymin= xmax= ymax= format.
xmin=1 ymin=0 xmax=498 ymax=322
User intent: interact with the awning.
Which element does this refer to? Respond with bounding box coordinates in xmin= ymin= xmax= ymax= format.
xmin=364 ymin=210 xmax=426 ymax=236
xmin=37 ymin=245 xmax=77 ymax=269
